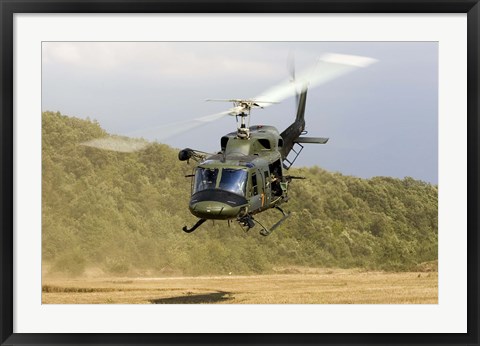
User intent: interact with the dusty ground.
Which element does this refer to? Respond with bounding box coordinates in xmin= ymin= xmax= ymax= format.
xmin=42 ymin=268 xmax=438 ymax=304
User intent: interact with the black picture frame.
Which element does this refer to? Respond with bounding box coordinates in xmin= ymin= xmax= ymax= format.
xmin=1 ymin=1 xmax=479 ymax=345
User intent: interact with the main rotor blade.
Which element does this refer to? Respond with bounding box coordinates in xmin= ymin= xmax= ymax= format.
xmin=287 ymin=50 xmax=299 ymax=108
xmin=81 ymin=53 xmax=377 ymax=152
xmin=148 ymin=110 xmax=232 ymax=140
xmin=80 ymin=110 xmax=232 ymax=153
xmin=287 ymin=50 xmax=296 ymax=82
xmin=80 ymin=135 xmax=150 ymax=153
xmin=254 ymin=53 xmax=378 ymax=108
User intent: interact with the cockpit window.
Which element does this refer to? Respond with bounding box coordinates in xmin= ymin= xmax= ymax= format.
xmin=193 ymin=167 xmax=247 ymax=196
xmin=218 ymin=168 xmax=248 ymax=196
xmin=193 ymin=168 xmax=218 ymax=193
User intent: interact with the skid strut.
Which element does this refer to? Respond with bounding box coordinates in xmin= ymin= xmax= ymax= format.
xmin=259 ymin=206 xmax=291 ymax=236
xmin=183 ymin=218 xmax=207 ymax=233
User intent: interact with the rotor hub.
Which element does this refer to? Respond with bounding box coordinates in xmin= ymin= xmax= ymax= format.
xmin=237 ymin=126 xmax=250 ymax=139
xmin=236 ymin=111 xmax=251 ymax=139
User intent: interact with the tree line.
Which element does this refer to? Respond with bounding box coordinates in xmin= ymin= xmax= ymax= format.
xmin=42 ymin=111 xmax=438 ymax=276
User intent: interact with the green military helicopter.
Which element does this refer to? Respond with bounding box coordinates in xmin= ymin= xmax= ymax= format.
xmin=82 ymin=53 xmax=376 ymax=236
xmin=176 ymin=53 xmax=376 ymax=236
xmin=177 ymin=94 xmax=326 ymax=236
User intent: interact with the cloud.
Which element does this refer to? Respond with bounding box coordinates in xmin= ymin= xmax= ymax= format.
xmin=43 ymin=42 xmax=119 ymax=69
xmin=42 ymin=42 xmax=281 ymax=78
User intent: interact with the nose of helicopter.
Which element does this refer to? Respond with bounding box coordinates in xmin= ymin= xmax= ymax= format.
xmin=188 ymin=190 xmax=248 ymax=220
xmin=190 ymin=201 xmax=241 ymax=220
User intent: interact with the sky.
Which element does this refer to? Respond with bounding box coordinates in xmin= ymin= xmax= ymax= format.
xmin=42 ymin=42 xmax=438 ymax=184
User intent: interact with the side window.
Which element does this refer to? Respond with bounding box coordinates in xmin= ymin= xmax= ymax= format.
xmin=252 ymin=173 xmax=258 ymax=196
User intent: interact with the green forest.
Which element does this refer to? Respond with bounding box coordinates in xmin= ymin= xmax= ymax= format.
xmin=42 ymin=111 xmax=438 ymax=276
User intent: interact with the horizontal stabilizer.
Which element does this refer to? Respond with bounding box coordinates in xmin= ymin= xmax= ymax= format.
xmin=295 ymin=136 xmax=329 ymax=144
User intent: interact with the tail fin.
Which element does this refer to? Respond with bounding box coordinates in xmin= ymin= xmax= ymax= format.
xmin=279 ymin=53 xmax=376 ymax=167
xmin=280 ymin=87 xmax=307 ymax=161
xmin=280 ymin=86 xmax=329 ymax=169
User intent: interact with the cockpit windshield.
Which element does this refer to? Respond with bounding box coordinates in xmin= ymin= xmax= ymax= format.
xmin=219 ymin=168 xmax=248 ymax=196
xmin=193 ymin=167 xmax=247 ymax=196
xmin=193 ymin=168 xmax=218 ymax=193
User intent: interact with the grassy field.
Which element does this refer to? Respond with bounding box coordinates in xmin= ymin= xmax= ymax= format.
xmin=42 ymin=268 xmax=438 ymax=304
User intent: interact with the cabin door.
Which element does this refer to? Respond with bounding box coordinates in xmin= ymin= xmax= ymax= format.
xmin=250 ymin=169 xmax=265 ymax=211
xmin=262 ymin=169 xmax=271 ymax=208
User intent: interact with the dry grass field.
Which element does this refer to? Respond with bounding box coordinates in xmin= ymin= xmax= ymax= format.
xmin=42 ymin=267 xmax=438 ymax=304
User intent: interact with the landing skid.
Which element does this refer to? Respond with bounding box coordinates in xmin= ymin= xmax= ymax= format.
xmin=259 ymin=206 xmax=290 ymax=236
xmin=182 ymin=218 xmax=207 ymax=233
xmin=237 ymin=207 xmax=290 ymax=236
xmin=183 ymin=207 xmax=290 ymax=236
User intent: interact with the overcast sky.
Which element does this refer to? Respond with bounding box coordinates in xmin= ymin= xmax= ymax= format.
xmin=42 ymin=42 xmax=438 ymax=183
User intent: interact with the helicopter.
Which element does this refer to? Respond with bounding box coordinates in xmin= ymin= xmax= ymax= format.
xmin=177 ymin=93 xmax=325 ymax=236
xmin=82 ymin=53 xmax=377 ymax=236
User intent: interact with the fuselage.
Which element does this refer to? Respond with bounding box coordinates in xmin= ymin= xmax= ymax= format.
xmin=188 ymin=125 xmax=287 ymax=220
